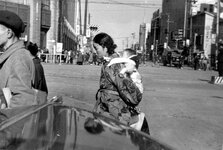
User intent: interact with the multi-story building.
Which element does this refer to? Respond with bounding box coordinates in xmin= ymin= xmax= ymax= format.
xmin=192 ymin=11 xmax=214 ymax=56
xmin=200 ymin=3 xmax=214 ymax=13
xmin=0 ymin=0 xmax=51 ymax=49
xmin=160 ymin=0 xmax=188 ymax=48
xmin=149 ymin=9 xmax=161 ymax=60
xmin=149 ymin=0 xmax=188 ymax=60
xmin=139 ymin=23 xmax=150 ymax=52
xmin=192 ymin=3 xmax=220 ymax=68
xmin=0 ymin=0 xmax=79 ymax=56
xmin=47 ymin=0 xmax=78 ymax=55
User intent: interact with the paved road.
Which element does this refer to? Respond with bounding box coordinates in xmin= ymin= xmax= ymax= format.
xmin=43 ymin=62 xmax=223 ymax=150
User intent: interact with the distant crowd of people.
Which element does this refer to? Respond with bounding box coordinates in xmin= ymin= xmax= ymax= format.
xmin=37 ymin=48 xmax=106 ymax=65
xmin=193 ymin=53 xmax=209 ymax=71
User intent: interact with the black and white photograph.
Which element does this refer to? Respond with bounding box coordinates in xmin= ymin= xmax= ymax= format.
xmin=0 ymin=0 xmax=223 ymax=150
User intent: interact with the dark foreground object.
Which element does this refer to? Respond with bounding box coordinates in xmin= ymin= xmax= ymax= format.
xmin=0 ymin=97 xmax=176 ymax=150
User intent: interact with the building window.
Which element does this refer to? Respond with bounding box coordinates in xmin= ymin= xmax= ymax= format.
xmin=209 ymin=4 xmax=214 ymax=13
xmin=41 ymin=0 xmax=50 ymax=10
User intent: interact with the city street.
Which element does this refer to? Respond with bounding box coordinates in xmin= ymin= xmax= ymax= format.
xmin=44 ymin=62 xmax=223 ymax=150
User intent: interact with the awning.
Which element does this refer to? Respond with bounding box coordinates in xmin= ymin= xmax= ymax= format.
xmin=64 ymin=17 xmax=76 ymax=37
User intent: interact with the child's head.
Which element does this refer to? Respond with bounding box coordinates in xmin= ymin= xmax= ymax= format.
xmin=122 ymin=48 xmax=136 ymax=58
xmin=122 ymin=48 xmax=139 ymax=69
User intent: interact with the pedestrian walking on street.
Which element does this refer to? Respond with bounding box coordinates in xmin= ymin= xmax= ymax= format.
xmin=201 ymin=55 xmax=208 ymax=71
xmin=194 ymin=53 xmax=200 ymax=70
xmin=64 ymin=49 xmax=68 ymax=63
xmin=92 ymin=52 xmax=97 ymax=65
xmin=76 ymin=51 xmax=84 ymax=65
xmin=0 ymin=10 xmax=36 ymax=109
xmin=66 ymin=50 xmax=71 ymax=64
xmin=217 ymin=42 xmax=223 ymax=76
xmin=69 ymin=50 xmax=74 ymax=64
xmin=178 ymin=55 xmax=184 ymax=69
xmin=92 ymin=33 xmax=149 ymax=134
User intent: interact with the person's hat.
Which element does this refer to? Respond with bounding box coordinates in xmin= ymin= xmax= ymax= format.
xmin=0 ymin=10 xmax=25 ymax=36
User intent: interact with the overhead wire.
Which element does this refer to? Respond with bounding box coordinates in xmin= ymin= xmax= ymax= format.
xmin=89 ymin=8 xmax=159 ymax=13
xmin=107 ymin=0 xmax=161 ymax=7
xmin=113 ymin=36 xmax=131 ymax=39
xmin=87 ymin=0 xmax=161 ymax=35
xmin=86 ymin=0 xmax=161 ymax=9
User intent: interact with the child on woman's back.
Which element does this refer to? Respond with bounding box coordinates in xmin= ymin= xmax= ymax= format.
xmin=107 ymin=48 xmax=143 ymax=94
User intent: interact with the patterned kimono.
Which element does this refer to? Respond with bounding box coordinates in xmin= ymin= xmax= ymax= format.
xmin=94 ymin=54 xmax=142 ymax=125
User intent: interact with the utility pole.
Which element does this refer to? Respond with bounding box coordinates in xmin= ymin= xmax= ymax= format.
xmin=126 ymin=37 xmax=129 ymax=48
xmin=58 ymin=0 xmax=64 ymax=43
xmin=88 ymin=13 xmax=91 ymax=25
xmin=166 ymin=14 xmax=170 ymax=46
xmin=189 ymin=0 xmax=197 ymax=63
xmin=216 ymin=0 xmax=220 ymax=69
xmin=132 ymin=33 xmax=135 ymax=49
xmin=166 ymin=13 xmax=173 ymax=47
xmin=189 ymin=4 xmax=193 ymax=63
xmin=153 ymin=20 xmax=156 ymax=50
xmin=84 ymin=0 xmax=88 ymax=36
xmin=189 ymin=0 xmax=197 ymax=41
xmin=78 ymin=0 xmax=82 ymax=35
xmin=183 ymin=0 xmax=188 ymax=44
xmin=189 ymin=2 xmax=193 ymax=46
xmin=194 ymin=33 xmax=197 ymax=52
xmin=153 ymin=19 xmax=157 ymax=63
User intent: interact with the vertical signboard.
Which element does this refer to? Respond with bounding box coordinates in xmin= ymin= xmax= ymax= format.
xmin=56 ymin=43 xmax=63 ymax=53
xmin=76 ymin=25 xmax=80 ymax=35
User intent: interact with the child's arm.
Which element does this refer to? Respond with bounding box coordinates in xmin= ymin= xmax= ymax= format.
xmin=130 ymin=72 xmax=143 ymax=93
xmin=107 ymin=58 xmax=135 ymax=67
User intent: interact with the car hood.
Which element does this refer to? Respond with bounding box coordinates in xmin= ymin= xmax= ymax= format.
xmin=0 ymin=97 xmax=176 ymax=150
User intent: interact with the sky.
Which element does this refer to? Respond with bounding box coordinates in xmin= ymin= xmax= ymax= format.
xmin=85 ymin=0 xmax=215 ymax=51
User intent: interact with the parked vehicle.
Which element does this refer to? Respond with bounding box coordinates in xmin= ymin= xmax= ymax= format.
xmin=162 ymin=48 xmax=182 ymax=67
xmin=0 ymin=96 xmax=176 ymax=150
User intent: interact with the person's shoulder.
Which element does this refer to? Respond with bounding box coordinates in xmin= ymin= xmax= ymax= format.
xmin=17 ymin=48 xmax=32 ymax=56
xmin=12 ymin=48 xmax=33 ymax=63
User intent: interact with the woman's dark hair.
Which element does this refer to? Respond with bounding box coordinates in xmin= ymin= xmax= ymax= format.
xmin=93 ymin=32 xmax=117 ymax=56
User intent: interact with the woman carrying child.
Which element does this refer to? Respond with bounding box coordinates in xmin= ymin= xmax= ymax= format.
xmin=92 ymin=32 xmax=149 ymax=134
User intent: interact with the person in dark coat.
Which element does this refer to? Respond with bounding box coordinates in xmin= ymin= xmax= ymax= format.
xmin=217 ymin=42 xmax=223 ymax=76
xmin=194 ymin=53 xmax=200 ymax=70
xmin=92 ymin=52 xmax=97 ymax=65
xmin=25 ymin=41 xmax=48 ymax=93
xmin=76 ymin=51 xmax=84 ymax=65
